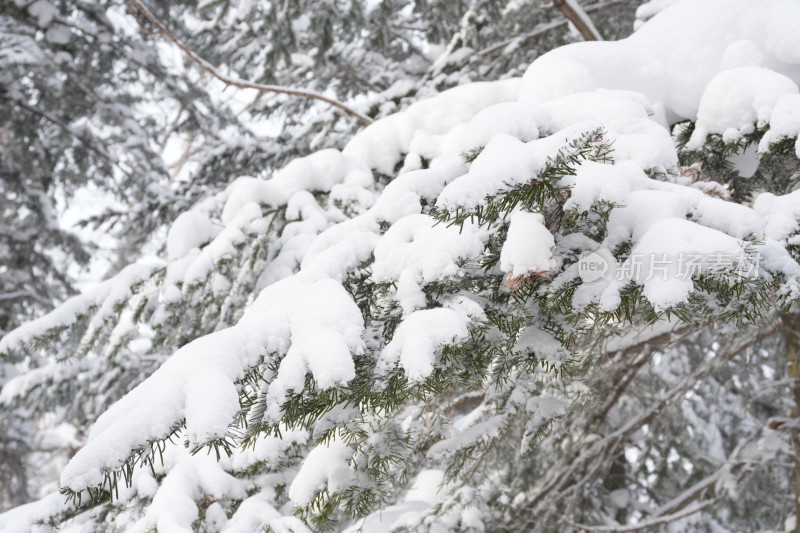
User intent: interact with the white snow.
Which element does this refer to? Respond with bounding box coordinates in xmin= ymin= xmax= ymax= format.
xmin=759 ymin=93 xmax=800 ymax=156
xmin=60 ymin=275 xmax=365 ymax=491
xmin=288 ymin=440 xmax=354 ymax=506
xmin=166 ymin=210 xmax=221 ymax=261
xmin=499 ymin=211 xmax=556 ymax=279
xmin=378 ymin=301 xmax=483 ymax=382
xmin=344 ymin=79 xmax=522 ymax=174
xmin=0 ymin=262 xmax=161 ymax=358
xmin=688 ymin=67 xmax=798 ymax=147
xmin=521 ymin=0 xmax=800 ymax=122
xmin=372 ymin=214 xmax=486 ymax=314
xmin=754 ymin=189 xmax=800 ymax=242
xmin=604 ymin=218 xmax=746 ymax=311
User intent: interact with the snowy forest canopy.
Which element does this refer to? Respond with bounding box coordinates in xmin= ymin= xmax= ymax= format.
xmin=4 ymin=0 xmax=800 ymax=532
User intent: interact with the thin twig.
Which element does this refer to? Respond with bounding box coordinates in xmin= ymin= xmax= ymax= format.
xmin=328 ymin=56 xmax=384 ymax=93
xmin=127 ymin=0 xmax=373 ymax=126
xmin=513 ymin=324 xmax=777 ymax=529
xmin=565 ymin=500 xmax=716 ymax=532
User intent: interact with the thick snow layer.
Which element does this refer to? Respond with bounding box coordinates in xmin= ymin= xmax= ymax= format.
xmin=688 ymin=67 xmax=798 ymax=147
xmin=500 ymin=211 xmax=556 ymax=279
xmin=344 ymin=79 xmax=521 ymax=174
xmin=436 ymin=130 xmax=573 ymax=212
xmin=130 ymin=452 xmax=246 ymax=533
xmin=610 ymin=218 xmax=746 ymax=311
xmin=759 ymin=94 xmax=800 ymax=156
xmin=223 ymin=492 xmax=312 ymax=533
xmin=539 ymin=91 xmax=674 ymax=170
xmin=754 ymin=189 xmax=800 ymax=242
xmin=288 ymin=441 xmax=354 ymax=506
xmin=379 ymin=308 xmax=472 ymax=381
xmin=372 ymin=214 xmax=486 ymax=314
xmin=563 ymin=160 xmax=645 ymax=212
xmin=0 ymin=493 xmax=68 ymax=533
xmin=371 ymin=156 xmax=467 ymax=223
xmin=60 ymin=275 xmax=364 ymax=491
xmin=220 ymin=149 xmax=372 ymax=224
xmin=407 ymin=101 xmax=545 ymax=161
xmin=183 ymin=202 xmax=263 ymax=286
xmin=166 ymin=210 xmax=221 ymax=261
xmin=521 ymin=0 xmax=800 ymax=122
xmin=378 ymin=298 xmax=484 ymax=381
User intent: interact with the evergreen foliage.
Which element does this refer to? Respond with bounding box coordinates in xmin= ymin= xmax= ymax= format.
xmin=5 ymin=1 xmax=800 ymax=532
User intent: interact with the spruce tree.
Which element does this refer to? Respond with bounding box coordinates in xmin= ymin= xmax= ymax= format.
xmin=10 ymin=1 xmax=800 ymax=532
xmin=0 ymin=0 xmax=643 ymax=514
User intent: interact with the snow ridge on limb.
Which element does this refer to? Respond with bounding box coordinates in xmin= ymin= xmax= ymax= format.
xmin=45 ymin=82 xmax=535 ymax=505
xmin=60 ymin=275 xmax=365 ymax=493
xmin=55 ymin=106 xmax=613 ymax=508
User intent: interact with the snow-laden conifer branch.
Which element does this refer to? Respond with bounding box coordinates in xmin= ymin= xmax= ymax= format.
xmin=5 ymin=0 xmax=800 ymax=530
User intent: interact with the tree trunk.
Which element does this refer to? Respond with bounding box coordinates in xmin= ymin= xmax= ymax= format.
xmin=783 ymin=312 xmax=800 ymax=533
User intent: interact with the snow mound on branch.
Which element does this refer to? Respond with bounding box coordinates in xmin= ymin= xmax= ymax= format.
xmin=435 ymin=130 xmax=574 ymax=212
xmin=500 ymin=211 xmax=556 ymax=279
xmin=130 ymin=451 xmax=246 ymax=533
xmin=688 ymin=67 xmax=798 ymax=147
xmin=0 ymin=493 xmax=68 ymax=533
xmin=167 ymin=210 xmax=221 ymax=261
xmin=60 ymin=276 xmax=364 ymax=491
xmin=759 ymin=94 xmax=800 ymax=157
xmin=221 ymin=149 xmax=373 ymax=224
xmin=408 ymin=101 xmax=545 ymax=160
xmin=604 ymin=218 xmax=747 ymax=311
xmin=289 ymin=441 xmax=354 ymax=506
xmin=344 ymin=79 xmax=521 ymax=174
xmin=754 ymin=189 xmax=800 ymax=242
xmin=521 ymin=0 xmax=800 ymax=121
xmin=378 ymin=298 xmax=485 ymax=381
xmin=372 ymin=214 xmax=487 ymax=314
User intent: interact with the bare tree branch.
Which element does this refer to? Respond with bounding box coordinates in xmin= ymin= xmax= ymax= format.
xmin=327 ymin=56 xmax=384 ymax=93
xmin=566 ymin=500 xmax=716 ymax=532
xmin=475 ymin=0 xmax=628 ymax=59
xmin=127 ymin=0 xmax=374 ymax=126
xmin=554 ymin=0 xmax=603 ymax=41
